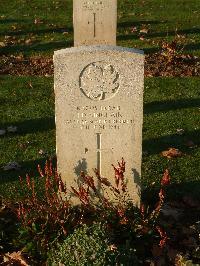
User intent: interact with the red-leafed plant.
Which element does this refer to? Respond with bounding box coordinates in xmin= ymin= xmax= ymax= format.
xmin=16 ymin=160 xmax=80 ymax=259
xmin=15 ymin=158 xmax=170 ymax=262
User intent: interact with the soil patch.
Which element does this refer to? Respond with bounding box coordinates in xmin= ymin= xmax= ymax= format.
xmin=0 ymin=53 xmax=199 ymax=77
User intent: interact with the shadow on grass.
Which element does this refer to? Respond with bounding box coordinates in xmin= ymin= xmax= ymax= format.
xmin=144 ymin=99 xmax=200 ymax=114
xmin=118 ymin=20 xmax=164 ymax=28
xmin=118 ymin=27 xmax=200 ymax=40
xmin=0 ymin=18 xmax=30 ymax=24
xmin=0 ymin=117 xmax=55 ymax=135
xmin=1 ymin=157 xmax=200 ymax=205
xmin=184 ymin=42 xmax=200 ymax=52
xmin=0 ymin=26 xmax=73 ymax=37
xmin=142 ymin=180 xmax=200 ymax=206
xmin=0 ymin=40 xmax=73 ymax=55
xmin=118 ymin=27 xmax=200 ymax=54
xmin=148 ymin=28 xmax=200 ymax=38
xmin=0 ymin=157 xmax=50 ymax=184
xmin=143 ymin=129 xmax=200 ymax=155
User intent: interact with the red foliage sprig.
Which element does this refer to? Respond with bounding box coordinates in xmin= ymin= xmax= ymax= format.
xmin=112 ymin=157 xmax=126 ymax=192
xmin=16 ymin=160 xmax=76 ymax=253
xmin=156 ymin=226 xmax=168 ymax=248
xmin=16 ymin=158 xmax=170 ymax=258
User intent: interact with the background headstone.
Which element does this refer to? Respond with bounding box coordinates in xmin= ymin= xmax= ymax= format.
xmin=73 ymin=0 xmax=117 ymax=46
xmin=54 ymin=46 xmax=144 ymax=205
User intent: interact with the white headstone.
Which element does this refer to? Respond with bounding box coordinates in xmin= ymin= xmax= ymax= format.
xmin=73 ymin=0 xmax=117 ymax=46
xmin=54 ymin=46 xmax=144 ymax=206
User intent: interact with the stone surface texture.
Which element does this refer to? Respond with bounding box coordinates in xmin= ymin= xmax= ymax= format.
xmin=54 ymin=46 xmax=144 ymax=206
xmin=73 ymin=0 xmax=117 ymax=46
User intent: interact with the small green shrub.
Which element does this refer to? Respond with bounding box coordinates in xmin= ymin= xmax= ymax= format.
xmin=48 ymin=223 xmax=118 ymax=266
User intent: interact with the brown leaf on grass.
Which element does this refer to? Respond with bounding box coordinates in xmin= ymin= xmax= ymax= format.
xmin=139 ymin=36 xmax=145 ymax=41
xmin=11 ymin=25 xmax=17 ymax=30
xmin=161 ymin=148 xmax=183 ymax=159
xmin=140 ymin=28 xmax=149 ymax=34
xmin=176 ymin=128 xmax=185 ymax=135
xmin=25 ymin=39 xmax=32 ymax=45
xmin=28 ymin=81 xmax=33 ymax=89
xmin=4 ymin=251 xmax=29 ymax=266
xmin=109 ymin=244 xmax=117 ymax=251
xmin=130 ymin=26 xmax=137 ymax=33
xmin=34 ymin=18 xmax=43 ymax=25
xmin=0 ymin=41 xmax=6 ymax=47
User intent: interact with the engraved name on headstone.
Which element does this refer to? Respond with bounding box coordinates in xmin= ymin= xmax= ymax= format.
xmin=54 ymin=46 xmax=144 ymax=205
xmin=73 ymin=0 xmax=117 ymax=46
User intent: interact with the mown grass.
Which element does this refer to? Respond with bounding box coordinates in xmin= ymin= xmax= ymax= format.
xmin=0 ymin=76 xmax=199 ymax=200
xmin=0 ymin=0 xmax=199 ymax=56
xmin=0 ymin=76 xmax=55 ymax=199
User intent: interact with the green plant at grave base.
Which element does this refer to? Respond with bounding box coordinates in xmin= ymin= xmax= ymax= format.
xmin=47 ymin=222 xmax=141 ymax=266
xmin=13 ymin=158 xmax=170 ymax=263
xmin=47 ymin=223 xmax=119 ymax=266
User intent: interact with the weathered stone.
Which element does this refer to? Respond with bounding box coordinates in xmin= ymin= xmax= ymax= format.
xmin=73 ymin=0 xmax=117 ymax=46
xmin=54 ymin=45 xmax=144 ymax=206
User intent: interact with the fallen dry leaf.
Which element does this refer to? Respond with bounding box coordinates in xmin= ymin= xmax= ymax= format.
xmin=176 ymin=128 xmax=185 ymax=135
xmin=38 ymin=149 xmax=46 ymax=155
xmin=109 ymin=244 xmax=118 ymax=251
xmin=28 ymin=81 xmax=33 ymax=89
xmin=139 ymin=36 xmax=145 ymax=41
xmin=11 ymin=25 xmax=17 ymax=30
xmin=161 ymin=148 xmax=183 ymax=159
xmin=34 ymin=18 xmax=43 ymax=25
xmin=0 ymin=41 xmax=6 ymax=47
xmin=25 ymin=39 xmax=32 ymax=45
xmin=1 ymin=52 xmax=199 ymax=77
xmin=140 ymin=28 xmax=148 ymax=34
xmin=4 ymin=251 xmax=29 ymax=266
xmin=131 ymin=26 xmax=137 ymax=33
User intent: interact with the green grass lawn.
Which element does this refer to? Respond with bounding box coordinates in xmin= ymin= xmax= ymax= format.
xmin=0 ymin=0 xmax=199 ymax=56
xmin=0 ymin=76 xmax=199 ymax=200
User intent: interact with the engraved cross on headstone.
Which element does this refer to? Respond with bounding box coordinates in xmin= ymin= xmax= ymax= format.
xmin=96 ymin=133 xmax=101 ymax=173
xmin=93 ymin=12 xmax=96 ymax=38
xmin=96 ymin=133 xmax=112 ymax=175
xmin=73 ymin=0 xmax=117 ymax=46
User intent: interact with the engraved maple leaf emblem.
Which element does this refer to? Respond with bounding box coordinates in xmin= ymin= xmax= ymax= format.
xmin=80 ymin=62 xmax=120 ymax=101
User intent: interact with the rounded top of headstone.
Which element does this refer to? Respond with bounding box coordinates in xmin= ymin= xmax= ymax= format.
xmin=54 ymin=45 xmax=144 ymax=57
